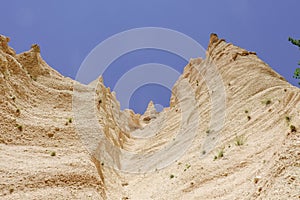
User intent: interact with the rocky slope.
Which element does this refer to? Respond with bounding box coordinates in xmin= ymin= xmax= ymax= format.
xmin=0 ymin=34 xmax=299 ymax=199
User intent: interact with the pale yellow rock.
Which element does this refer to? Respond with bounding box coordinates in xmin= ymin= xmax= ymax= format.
xmin=0 ymin=34 xmax=299 ymax=200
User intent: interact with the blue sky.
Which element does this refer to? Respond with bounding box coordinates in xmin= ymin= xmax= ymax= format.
xmin=1 ymin=1 xmax=299 ymax=113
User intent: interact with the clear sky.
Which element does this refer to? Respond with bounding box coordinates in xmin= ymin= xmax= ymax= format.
xmin=1 ymin=0 xmax=299 ymax=113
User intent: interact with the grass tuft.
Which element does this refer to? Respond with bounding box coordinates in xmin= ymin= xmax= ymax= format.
xmin=214 ymin=148 xmax=224 ymax=160
xmin=235 ymin=135 xmax=245 ymax=146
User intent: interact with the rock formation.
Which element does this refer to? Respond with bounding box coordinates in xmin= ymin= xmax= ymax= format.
xmin=0 ymin=34 xmax=299 ymax=199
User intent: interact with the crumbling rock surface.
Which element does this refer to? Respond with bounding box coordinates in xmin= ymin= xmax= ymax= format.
xmin=0 ymin=34 xmax=299 ymax=199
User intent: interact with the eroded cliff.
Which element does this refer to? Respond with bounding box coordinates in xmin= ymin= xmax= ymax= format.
xmin=0 ymin=34 xmax=299 ymax=199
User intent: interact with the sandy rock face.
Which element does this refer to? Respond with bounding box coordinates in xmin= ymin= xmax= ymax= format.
xmin=16 ymin=44 xmax=50 ymax=80
xmin=0 ymin=34 xmax=299 ymax=200
xmin=142 ymin=101 xmax=158 ymax=122
xmin=0 ymin=35 xmax=16 ymax=56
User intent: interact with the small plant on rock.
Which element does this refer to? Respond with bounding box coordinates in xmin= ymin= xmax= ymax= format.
xmin=184 ymin=164 xmax=191 ymax=171
xmin=218 ymin=149 xmax=224 ymax=158
xmin=16 ymin=124 xmax=23 ymax=131
xmin=214 ymin=148 xmax=224 ymax=160
xmin=65 ymin=118 xmax=73 ymax=125
xmin=235 ymin=135 xmax=245 ymax=146
xmin=290 ymin=125 xmax=297 ymax=133
xmin=285 ymin=116 xmax=291 ymax=123
xmin=262 ymin=99 xmax=272 ymax=105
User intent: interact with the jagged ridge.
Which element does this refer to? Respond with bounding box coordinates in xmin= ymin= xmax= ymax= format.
xmin=0 ymin=34 xmax=299 ymax=200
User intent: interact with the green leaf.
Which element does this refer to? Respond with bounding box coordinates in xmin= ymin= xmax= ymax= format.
xmin=289 ymin=37 xmax=300 ymax=48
